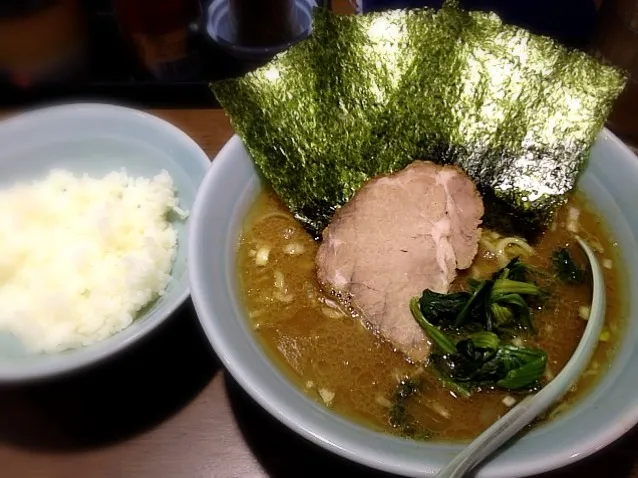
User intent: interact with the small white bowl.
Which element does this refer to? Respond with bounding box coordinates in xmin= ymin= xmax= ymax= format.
xmin=189 ymin=131 xmax=638 ymax=477
xmin=0 ymin=103 xmax=210 ymax=383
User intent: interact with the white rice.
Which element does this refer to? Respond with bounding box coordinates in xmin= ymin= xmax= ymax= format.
xmin=0 ymin=169 xmax=186 ymax=353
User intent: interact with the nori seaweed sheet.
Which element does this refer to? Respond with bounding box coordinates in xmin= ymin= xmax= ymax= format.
xmin=212 ymin=3 xmax=626 ymax=239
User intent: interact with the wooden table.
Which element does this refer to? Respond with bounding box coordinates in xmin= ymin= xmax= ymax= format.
xmin=1 ymin=109 xmax=637 ymax=478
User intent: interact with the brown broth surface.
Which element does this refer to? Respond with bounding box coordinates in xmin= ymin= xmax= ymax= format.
xmin=236 ymin=188 xmax=624 ymax=442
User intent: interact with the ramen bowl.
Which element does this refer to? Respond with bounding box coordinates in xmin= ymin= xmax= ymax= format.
xmin=188 ymin=130 xmax=638 ymax=477
xmin=0 ymin=103 xmax=210 ymax=383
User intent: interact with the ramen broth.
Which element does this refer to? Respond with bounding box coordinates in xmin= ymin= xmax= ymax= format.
xmin=237 ymin=187 xmax=623 ymax=442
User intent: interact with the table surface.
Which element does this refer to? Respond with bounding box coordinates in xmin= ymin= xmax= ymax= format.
xmin=1 ymin=108 xmax=638 ymax=478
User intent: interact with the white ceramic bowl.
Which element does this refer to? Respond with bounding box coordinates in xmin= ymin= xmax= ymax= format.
xmin=0 ymin=103 xmax=210 ymax=383
xmin=189 ymin=131 xmax=638 ymax=477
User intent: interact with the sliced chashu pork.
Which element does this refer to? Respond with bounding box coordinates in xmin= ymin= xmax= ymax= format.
xmin=316 ymin=160 xmax=484 ymax=362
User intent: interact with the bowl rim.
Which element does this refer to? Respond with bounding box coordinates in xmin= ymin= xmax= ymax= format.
xmin=0 ymin=102 xmax=211 ymax=384
xmin=189 ymin=129 xmax=638 ymax=477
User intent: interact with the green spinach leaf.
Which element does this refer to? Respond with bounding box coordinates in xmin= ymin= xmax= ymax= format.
xmin=409 ymin=288 xmax=548 ymax=395
xmin=417 ymin=257 xmax=542 ymax=335
xmin=552 ymin=248 xmax=586 ymax=284
xmin=418 ymin=290 xmax=470 ymax=327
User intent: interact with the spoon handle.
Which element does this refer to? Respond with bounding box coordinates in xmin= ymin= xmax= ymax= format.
xmin=437 ymin=394 xmax=537 ymax=478
xmin=437 ymin=237 xmax=606 ymax=478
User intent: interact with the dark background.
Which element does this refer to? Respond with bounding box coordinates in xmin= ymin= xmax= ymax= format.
xmin=0 ymin=0 xmax=600 ymax=109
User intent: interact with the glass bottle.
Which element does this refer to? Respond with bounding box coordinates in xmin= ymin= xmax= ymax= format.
xmin=114 ymin=0 xmax=202 ymax=81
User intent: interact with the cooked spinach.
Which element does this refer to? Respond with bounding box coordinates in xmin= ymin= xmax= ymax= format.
xmin=492 ymin=257 xmax=530 ymax=282
xmin=552 ymin=248 xmax=586 ymax=284
xmin=388 ymin=376 xmax=436 ymax=439
xmin=410 ymin=296 xmax=548 ymax=394
xmin=409 ymin=257 xmax=550 ymax=396
xmin=454 ymin=280 xmax=492 ymax=328
xmin=418 ymin=258 xmax=541 ymax=334
xmin=387 ymin=376 xmax=436 ymax=439
xmin=418 ymin=290 xmax=470 ymax=327
xmin=389 ymin=377 xmax=420 ymax=429
xmin=410 ymin=299 xmax=456 ymax=354
xmin=495 ymin=345 xmax=548 ymax=389
xmin=439 ymin=338 xmax=547 ymax=390
xmin=437 ymin=373 xmax=472 ymax=399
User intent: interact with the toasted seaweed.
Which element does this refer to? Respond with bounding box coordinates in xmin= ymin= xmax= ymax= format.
xmin=212 ymin=3 xmax=626 ymax=238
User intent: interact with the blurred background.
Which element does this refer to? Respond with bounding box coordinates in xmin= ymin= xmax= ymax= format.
xmin=0 ymin=0 xmax=635 ymax=146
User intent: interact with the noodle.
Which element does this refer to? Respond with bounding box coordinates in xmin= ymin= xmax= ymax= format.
xmin=479 ymin=237 xmax=496 ymax=252
xmin=495 ymin=237 xmax=535 ymax=256
xmin=478 ymin=231 xmax=535 ymax=267
xmin=254 ymin=211 xmax=294 ymax=224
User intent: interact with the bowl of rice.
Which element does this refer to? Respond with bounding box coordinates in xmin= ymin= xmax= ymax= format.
xmin=0 ymin=103 xmax=210 ymax=383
